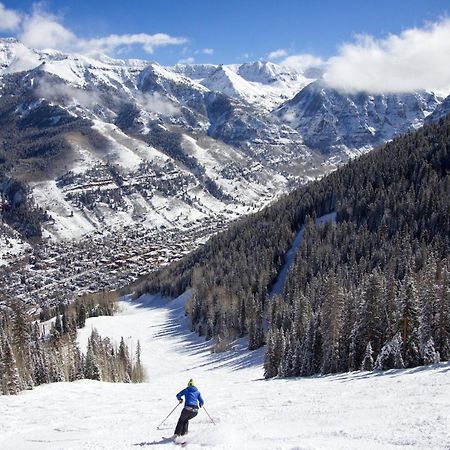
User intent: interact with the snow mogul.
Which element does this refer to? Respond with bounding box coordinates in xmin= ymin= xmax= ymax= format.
xmin=173 ymin=379 xmax=204 ymax=437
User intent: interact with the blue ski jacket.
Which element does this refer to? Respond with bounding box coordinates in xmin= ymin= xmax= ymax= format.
xmin=176 ymin=386 xmax=204 ymax=408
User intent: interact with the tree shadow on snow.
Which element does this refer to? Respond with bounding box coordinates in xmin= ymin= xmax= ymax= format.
xmin=124 ymin=292 xmax=265 ymax=372
xmin=318 ymin=360 xmax=450 ymax=383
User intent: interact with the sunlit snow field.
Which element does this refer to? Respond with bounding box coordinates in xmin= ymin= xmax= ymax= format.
xmin=1 ymin=293 xmax=449 ymax=449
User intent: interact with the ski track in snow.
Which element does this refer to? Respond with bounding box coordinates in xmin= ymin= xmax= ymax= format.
xmin=270 ymin=212 xmax=337 ymax=296
xmin=1 ymin=293 xmax=450 ymax=450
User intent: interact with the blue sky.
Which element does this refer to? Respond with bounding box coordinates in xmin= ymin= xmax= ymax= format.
xmin=1 ymin=0 xmax=449 ymax=65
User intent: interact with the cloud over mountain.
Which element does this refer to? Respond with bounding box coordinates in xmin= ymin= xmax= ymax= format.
xmin=323 ymin=18 xmax=450 ymax=94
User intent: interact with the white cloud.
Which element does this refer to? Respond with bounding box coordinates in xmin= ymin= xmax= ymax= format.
xmin=20 ymin=8 xmax=77 ymax=50
xmin=36 ymin=79 xmax=101 ymax=109
xmin=193 ymin=48 xmax=214 ymax=55
xmin=137 ymin=92 xmax=180 ymax=116
xmin=177 ymin=56 xmax=195 ymax=64
xmin=323 ymin=18 xmax=450 ymax=93
xmin=83 ymin=33 xmax=186 ymax=55
xmin=279 ymin=53 xmax=324 ymax=72
xmin=282 ymin=109 xmax=297 ymax=123
xmin=4 ymin=4 xmax=186 ymax=57
xmin=4 ymin=44 xmax=40 ymax=72
xmin=268 ymin=49 xmax=288 ymax=60
xmin=0 ymin=2 xmax=21 ymax=31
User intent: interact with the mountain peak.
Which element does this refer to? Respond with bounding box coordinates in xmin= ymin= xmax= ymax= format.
xmin=237 ymin=60 xmax=282 ymax=83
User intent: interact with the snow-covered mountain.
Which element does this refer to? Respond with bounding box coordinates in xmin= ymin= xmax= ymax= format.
xmin=0 ymin=39 xmax=319 ymax=245
xmin=0 ymin=38 xmax=147 ymax=91
xmin=426 ymin=94 xmax=450 ymax=123
xmin=275 ymin=81 xmax=443 ymax=157
xmin=0 ymin=38 xmax=448 ymax=248
xmin=174 ymin=60 xmax=312 ymax=110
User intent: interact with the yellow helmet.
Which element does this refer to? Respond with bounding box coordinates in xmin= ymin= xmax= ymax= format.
xmin=187 ymin=379 xmax=194 ymax=387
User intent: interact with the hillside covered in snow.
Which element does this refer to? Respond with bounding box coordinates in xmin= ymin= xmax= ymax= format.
xmin=1 ymin=293 xmax=449 ymax=449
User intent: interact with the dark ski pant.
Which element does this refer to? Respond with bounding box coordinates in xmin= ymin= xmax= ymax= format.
xmin=174 ymin=407 xmax=198 ymax=436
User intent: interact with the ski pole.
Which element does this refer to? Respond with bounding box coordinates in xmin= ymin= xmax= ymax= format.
xmin=203 ymin=406 xmax=216 ymax=426
xmin=156 ymin=403 xmax=181 ymax=429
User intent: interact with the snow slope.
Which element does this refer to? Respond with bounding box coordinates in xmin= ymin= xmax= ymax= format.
xmin=1 ymin=293 xmax=449 ymax=449
xmin=0 ymin=224 xmax=31 ymax=267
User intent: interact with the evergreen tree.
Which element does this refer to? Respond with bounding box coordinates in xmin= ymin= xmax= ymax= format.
xmin=264 ymin=331 xmax=278 ymax=379
xmin=418 ymin=258 xmax=438 ymax=357
xmin=31 ymin=339 xmax=50 ymax=385
xmin=359 ymin=272 xmax=385 ymax=359
xmin=320 ymin=276 xmax=343 ymax=374
xmin=436 ymin=266 xmax=450 ymax=360
xmin=84 ymin=336 xmax=101 ymax=381
xmin=375 ymin=333 xmax=404 ymax=370
xmin=118 ymin=337 xmax=131 ymax=383
xmin=400 ymin=276 xmax=421 ymax=367
xmin=422 ymin=338 xmax=440 ymax=365
xmin=132 ymin=340 xmax=145 ymax=383
xmin=361 ymin=342 xmax=374 ymax=371
xmin=2 ymin=338 xmax=21 ymax=395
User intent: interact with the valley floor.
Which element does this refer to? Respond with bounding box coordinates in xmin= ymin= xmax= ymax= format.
xmin=1 ymin=294 xmax=449 ymax=449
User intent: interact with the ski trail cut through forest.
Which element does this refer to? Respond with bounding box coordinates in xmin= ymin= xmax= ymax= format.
xmin=270 ymin=212 xmax=337 ymax=296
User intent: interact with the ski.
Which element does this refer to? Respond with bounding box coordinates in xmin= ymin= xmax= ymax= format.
xmin=162 ymin=436 xmax=187 ymax=446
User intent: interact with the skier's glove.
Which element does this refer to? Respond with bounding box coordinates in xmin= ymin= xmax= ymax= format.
xmin=178 ymin=399 xmax=183 ymax=404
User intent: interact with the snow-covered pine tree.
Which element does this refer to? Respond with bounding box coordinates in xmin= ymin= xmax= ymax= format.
xmin=320 ymin=276 xmax=343 ymax=374
xmin=275 ymin=328 xmax=286 ymax=377
xmin=293 ymin=293 xmax=309 ymax=341
xmin=118 ymin=337 xmax=132 ymax=382
xmin=418 ymin=257 xmax=438 ymax=359
xmin=263 ymin=330 xmax=278 ymax=379
xmin=67 ymin=336 xmax=84 ymax=381
xmin=358 ymin=272 xmax=385 ymax=360
xmin=384 ymin=274 xmax=400 ymax=337
xmin=341 ymin=290 xmax=359 ymax=372
xmin=361 ymin=342 xmax=374 ymax=371
xmin=0 ymin=328 xmax=4 ymax=389
xmin=436 ymin=266 xmax=450 ymax=360
xmin=12 ymin=302 xmax=34 ymax=390
xmin=280 ymin=332 xmax=294 ymax=377
xmin=422 ymin=338 xmax=440 ymax=365
xmin=247 ymin=296 xmax=264 ymax=350
xmin=132 ymin=340 xmax=145 ymax=383
xmin=1 ymin=338 xmax=21 ymax=395
xmin=347 ymin=325 xmax=359 ymax=372
xmin=299 ymin=313 xmax=318 ymax=376
xmin=291 ymin=339 xmax=302 ymax=377
xmin=400 ymin=275 xmax=421 ymax=367
xmin=84 ymin=336 xmax=101 ymax=381
xmin=374 ymin=333 xmax=404 ymax=370
xmin=31 ymin=339 xmax=50 ymax=385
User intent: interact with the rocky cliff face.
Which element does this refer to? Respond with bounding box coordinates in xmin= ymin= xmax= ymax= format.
xmin=274 ymin=81 xmax=442 ymax=158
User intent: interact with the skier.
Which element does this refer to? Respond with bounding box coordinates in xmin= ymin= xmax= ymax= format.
xmin=173 ymin=379 xmax=204 ymax=438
